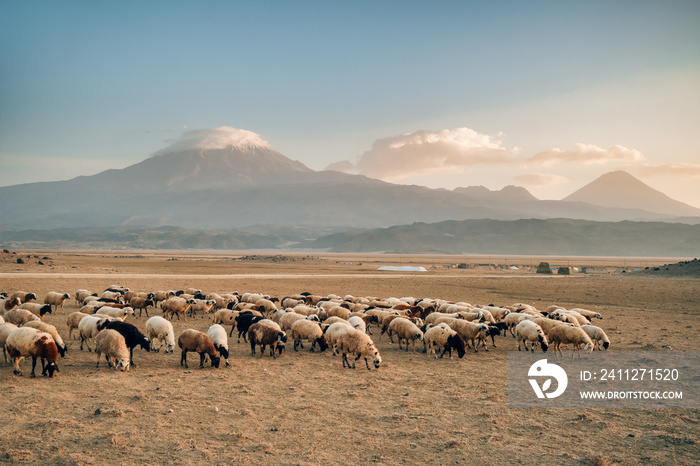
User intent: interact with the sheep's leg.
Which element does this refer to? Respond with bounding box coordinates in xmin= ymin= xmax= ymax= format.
xmin=30 ymin=356 xmax=38 ymax=378
xmin=509 ymin=326 xmax=516 ymax=338
xmin=2 ymin=348 xmax=6 ymax=363
xmin=181 ymin=350 xmax=188 ymax=368
xmin=12 ymin=357 xmax=22 ymax=376
xmin=364 ymin=357 xmax=371 ymax=370
xmin=199 ymin=352 xmax=206 ymax=368
xmin=342 ymin=352 xmax=350 ymax=368
xmin=293 ymin=340 xmax=300 ymax=352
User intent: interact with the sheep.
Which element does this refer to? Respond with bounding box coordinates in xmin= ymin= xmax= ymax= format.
xmin=347 ymin=315 xmax=367 ymax=334
xmin=24 ymin=320 xmax=67 ymax=357
xmin=580 ymin=324 xmax=611 ymax=350
xmin=1 ymin=297 xmax=22 ymax=315
xmin=161 ymin=297 xmax=192 ymax=321
xmin=207 ymin=324 xmax=230 ymax=366
xmin=323 ymin=321 xmax=354 ymax=355
xmin=9 ymin=291 xmax=37 ymax=303
xmin=0 ymin=322 xmax=19 ymax=362
xmin=424 ymin=312 xmax=461 ymax=325
xmin=290 ymin=319 xmax=328 ymax=353
xmin=336 ymin=329 xmax=382 ymax=370
xmin=78 ymin=315 xmax=112 ymax=352
xmin=152 ymin=290 xmax=175 ymax=307
xmin=4 ymin=308 xmax=40 ymax=326
xmin=548 ymin=310 xmax=583 ymax=327
xmin=324 ymin=316 xmax=349 ymax=326
xmin=212 ymin=309 xmax=239 ymax=336
xmin=531 ymin=317 xmax=573 ymax=336
xmin=379 ymin=315 xmax=410 ymax=341
xmin=347 ymin=312 xmax=379 ymax=334
xmin=254 ymin=298 xmax=279 ymax=316
xmin=514 ymin=320 xmax=549 ymax=352
xmin=66 ymin=311 xmax=89 ymax=340
xmin=100 ymin=321 xmax=151 ymax=367
xmin=5 ymin=327 xmax=59 ymax=377
xmin=145 ymin=316 xmax=176 ymax=353
xmin=75 ymin=289 xmax=97 ymax=305
xmin=188 ymin=299 xmax=216 ymax=319
xmin=94 ymin=329 xmax=130 ymax=371
xmin=548 ymin=325 xmax=594 ymax=357
xmin=570 ymin=308 xmax=603 ymax=321
xmin=235 ymin=312 xmax=265 ymax=341
xmin=44 ymin=292 xmax=71 ymax=313
xmin=100 ymin=290 xmax=124 ymax=302
xmin=279 ymin=311 xmax=309 ymax=332
xmin=0 ymin=316 xmax=3 ymax=324
xmin=439 ymin=318 xmax=489 ymax=352
xmin=130 ymin=297 xmax=155 ymax=317
xmin=423 ymin=323 xmax=466 ymax=359
xmin=95 ymin=306 xmax=135 ymax=320
xmin=503 ymin=312 xmax=533 ymax=336
xmin=247 ymin=322 xmax=287 ymax=359
xmin=388 ymin=318 xmax=424 ymax=352
xmin=19 ymin=303 xmax=53 ymax=319
xmin=178 ymin=329 xmax=220 ymax=369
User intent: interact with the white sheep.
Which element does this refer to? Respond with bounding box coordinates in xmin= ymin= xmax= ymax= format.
xmin=94 ymin=329 xmax=130 ymax=371
xmin=3 ymin=308 xmax=40 ymax=326
xmin=95 ymin=306 xmax=134 ymax=320
xmin=145 ymin=316 xmax=176 ymax=353
xmin=423 ymin=323 xmax=466 ymax=359
xmin=290 ymin=319 xmax=328 ymax=352
xmin=323 ymin=321 xmax=354 ymax=355
xmin=388 ymin=318 xmax=423 ymax=352
xmin=514 ymin=320 xmax=549 ymax=352
xmin=78 ymin=315 xmax=113 ymax=352
xmin=531 ymin=317 xmax=573 ymax=336
xmin=580 ymin=324 xmax=610 ymax=350
xmin=548 ymin=325 xmax=594 ymax=357
xmin=24 ymin=320 xmax=67 ymax=357
xmin=43 ymin=292 xmax=71 ymax=313
xmin=0 ymin=322 xmax=19 ymax=362
xmin=66 ymin=311 xmax=89 ymax=340
xmin=207 ymin=324 xmax=230 ymax=366
xmin=5 ymin=327 xmax=60 ymax=377
xmin=9 ymin=291 xmax=37 ymax=303
xmin=18 ymin=302 xmax=53 ymax=319
xmin=347 ymin=315 xmax=367 ymax=333
xmin=336 ymin=328 xmax=382 ymax=370
xmin=279 ymin=312 xmax=308 ymax=332
xmin=437 ymin=318 xmax=489 ymax=352
xmin=570 ymin=308 xmax=603 ymax=321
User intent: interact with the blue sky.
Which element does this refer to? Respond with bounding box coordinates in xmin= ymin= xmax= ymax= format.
xmin=1 ymin=0 xmax=699 ymax=207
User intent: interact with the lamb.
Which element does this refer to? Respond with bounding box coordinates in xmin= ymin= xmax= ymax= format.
xmin=514 ymin=320 xmax=549 ymax=352
xmin=100 ymin=321 xmax=152 ymax=367
xmin=161 ymin=297 xmax=192 ymax=321
xmin=207 ymin=324 xmax=230 ymax=366
xmin=94 ymin=329 xmax=130 ymax=371
xmin=95 ymin=306 xmax=135 ymax=320
xmin=66 ymin=311 xmax=89 ymax=340
xmin=145 ymin=316 xmax=176 ymax=353
xmin=178 ymin=329 xmax=221 ymax=368
xmin=9 ymin=291 xmax=37 ymax=303
xmin=290 ymin=319 xmax=328 ymax=352
xmin=24 ymin=320 xmax=67 ymax=357
xmin=5 ymin=327 xmax=59 ymax=377
xmin=247 ymin=322 xmax=287 ymax=359
xmin=43 ymin=292 xmax=71 ymax=313
xmin=388 ymin=318 xmax=424 ymax=352
xmin=323 ymin=321 xmax=354 ymax=355
xmin=4 ymin=308 xmax=40 ymax=326
xmin=130 ymin=297 xmax=155 ymax=317
xmin=188 ymin=299 xmax=217 ymax=319
xmin=336 ymin=329 xmax=382 ymax=370
xmin=547 ymin=325 xmax=594 ymax=357
xmin=580 ymin=324 xmax=610 ymax=350
xmin=19 ymin=303 xmax=53 ymax=319
xmin=423 ymin=323 xmax=466 ymax=359
xmin=0 ymin=322 xmax=19 ymax=362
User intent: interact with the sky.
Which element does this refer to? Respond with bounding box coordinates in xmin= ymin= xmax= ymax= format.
xmin=1 ymin=0 xmax=699 ymax=207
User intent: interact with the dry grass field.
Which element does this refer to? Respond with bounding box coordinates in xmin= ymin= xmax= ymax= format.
xmin=1 ymin=250 xmax=698 ymax=465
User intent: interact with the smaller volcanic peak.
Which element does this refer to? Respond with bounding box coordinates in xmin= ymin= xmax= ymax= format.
xmin=563 ymin=170 xmax=700 ymax=217
xmin=453 ymin=184 xmax=538 ymax=201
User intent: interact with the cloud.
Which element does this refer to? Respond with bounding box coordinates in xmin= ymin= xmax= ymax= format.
xmin=636 ymin=163 xmax=700 ymax=177
xmin=352 ymin=128 xmax=511 ymax=180
xmin=513 ymin=173 xmax=570 ymax=188
xmin=152 ymin=126 xmax=271 ymax=155
xmin=325 ymin=160 xmax=355 ymax=173
xmin=529 ymin=143 xmax=643 ymax=167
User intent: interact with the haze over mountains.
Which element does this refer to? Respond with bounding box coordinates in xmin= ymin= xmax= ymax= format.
xmin=1 ymin=131 xmax=699 ymax=254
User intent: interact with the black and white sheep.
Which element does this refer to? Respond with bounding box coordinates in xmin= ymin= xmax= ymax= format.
xmin=423 ymin=323 xmax=466 ymax=359
xmin=43 ymin=292 xmax=71 ymax=313
xmin=580 ymin=324 xmax=610 ymax=350
xmin=19 ymin=302 xmax=53 ymax=320
xmin=207 ymin=324 xmax=230 ymax=366
xmin=5 ymin=327 xmax=60 ymax=377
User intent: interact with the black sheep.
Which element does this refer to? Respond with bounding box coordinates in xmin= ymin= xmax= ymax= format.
xmin=101 ymin=321 xmax=151 ymax=367
xmin=234 ymin=312 xmax=264 ymax=341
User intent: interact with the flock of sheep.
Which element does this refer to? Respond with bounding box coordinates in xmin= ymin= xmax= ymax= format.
xmin=0 ymin=285 xmax=612 ymax=377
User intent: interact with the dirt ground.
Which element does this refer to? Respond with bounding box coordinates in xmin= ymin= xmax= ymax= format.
xmin=1 ymin=251 xmax=698 ymax=465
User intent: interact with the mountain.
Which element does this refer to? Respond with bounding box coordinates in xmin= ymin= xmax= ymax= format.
xmin=298 ymin=218 xmax=700 ymax=256
xmin=1 ymin=129 xmax=699 ymax=238
xmin=563 ymin=171 xmax=700 ymax=217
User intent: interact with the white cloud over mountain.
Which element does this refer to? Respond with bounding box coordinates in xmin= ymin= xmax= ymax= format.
xmin=152 ymin=126 xmax=271 ymax=156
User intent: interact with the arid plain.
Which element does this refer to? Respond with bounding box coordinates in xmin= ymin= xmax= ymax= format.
xmin=1 ymin=251 xmax=698 ymax=465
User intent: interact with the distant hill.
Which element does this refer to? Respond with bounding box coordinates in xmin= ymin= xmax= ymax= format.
xmin=299 ymin=218 xmax=700 ymax=256
xmin=563 ymin=171 xmax=700 ymax=217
